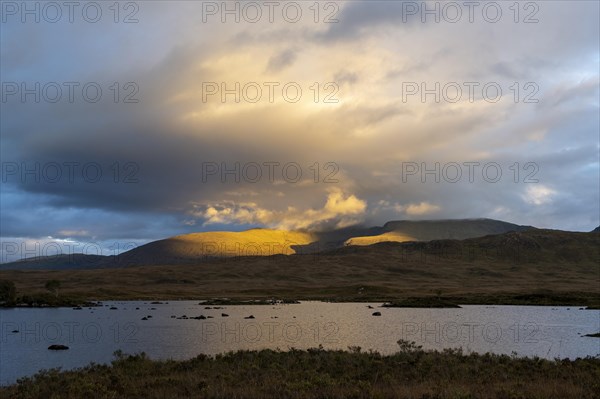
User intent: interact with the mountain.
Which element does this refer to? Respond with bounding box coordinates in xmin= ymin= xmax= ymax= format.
xmin=344 ymin=218 xmax=532 ymax=246
xmin=0 ymin=219 xmax=534 ymax=270
xmin=592 ymin=226 xmax=600 ymax=233
xmin=330 ymin=228 xmax=599 ymax=264
xmin=117 ymin=229 xmax=315 ymax=265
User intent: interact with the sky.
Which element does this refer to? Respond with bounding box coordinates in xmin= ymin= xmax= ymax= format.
xmin=1 ymin=0 xmax=599 ymax=261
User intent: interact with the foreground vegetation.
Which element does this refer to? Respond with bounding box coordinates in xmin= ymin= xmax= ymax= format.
xmin=3 ymin=342 xmax=599 ymax=399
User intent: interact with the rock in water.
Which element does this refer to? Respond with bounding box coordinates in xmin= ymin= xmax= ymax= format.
xmin=48 ymin=344 xmax=69 ymax=350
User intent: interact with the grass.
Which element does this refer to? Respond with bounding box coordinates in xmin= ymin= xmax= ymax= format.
xmin=2 ymin=343 xmax=599 ymax=399
xmin=1 ymin=256 xmax=598 ymax=307
xmin=0 ymin=292 xmax=98 ymax=308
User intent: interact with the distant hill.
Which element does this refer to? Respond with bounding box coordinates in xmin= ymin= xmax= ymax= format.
xmin=118 ymin=229 xmax=316 ymax=265
xmin=592 ymin=226 xmax=600 ymax=233
xmin=344 ymin=218 xmax=532 ymax=246
xmin=0 ymin=229 xmax=316 ymax=270
xmin=331 ymin=228 xmax=599 ymax=265
xmin=0 ymin=254 xmax=111 ymax=271
xmin=0 ymin=219 xmax=536 ymax=270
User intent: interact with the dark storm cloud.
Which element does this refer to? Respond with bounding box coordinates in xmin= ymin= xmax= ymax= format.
xmin=0 ymin=0 xmax=598 ymax=253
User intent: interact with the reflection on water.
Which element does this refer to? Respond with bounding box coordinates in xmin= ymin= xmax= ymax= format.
xmin=1 ymin=301 xmax=599 ymax=385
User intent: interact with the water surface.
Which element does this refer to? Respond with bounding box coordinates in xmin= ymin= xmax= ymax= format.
xmin=1 ymin=301 xmax=598 ymax=385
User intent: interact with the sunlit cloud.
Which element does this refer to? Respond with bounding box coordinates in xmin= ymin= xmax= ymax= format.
xmin=523 ymin=185 xmax=557 ymax=206
xmin=404 ymin=202 xmax=442 ymax=216
xmin=189 ymin=188 xmax=366 ymax=231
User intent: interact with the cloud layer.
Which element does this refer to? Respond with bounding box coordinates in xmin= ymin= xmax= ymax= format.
xmin=1 ymin=1 xmax=598 ymax=261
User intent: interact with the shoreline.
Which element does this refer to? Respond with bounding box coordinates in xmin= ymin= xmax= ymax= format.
xmin=2 ymin=292 xmax=599 ymax=309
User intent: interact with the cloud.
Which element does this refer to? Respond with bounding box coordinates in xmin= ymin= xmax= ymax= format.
xmin=190 ymin=188 xmax=367 ymax=231
xmin=374 ymin=200 xmax=441 ymax=217
xmin=405 ymin=202 xmax=441 ymax=216
xmin=57 ymin=230 xmax=90 ymax=238
xmin=523 ymin=185 xmax=557 ymax=206
xmin=266 ymin=48 xmax=298 ymax=72
xmin=334 ymin=70 xmax=359 ymax=86
xmin=318 ymin=1 xmax=418 ymax=41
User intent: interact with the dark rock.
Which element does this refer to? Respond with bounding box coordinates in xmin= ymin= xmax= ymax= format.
xmin=204 ymin=306 xmax=212 ymax=309
xmin=48 ymin=344 xmax=69 ymax=350
xmin=244 ymin=315 xmax=255 ymax=319
xmin=73 ymin=307 xmax=82 ymax=310
xmin=372 ymin=312 xmax=382 ymax=316
xmin=141 ymin=317 xmax=148 ymax=320
xmin=11 ymin=330 xmax=18 ymax=333
xmin=221 ymin=313 xmax=229 ymax=317
xmin=109 ymin=306 xmax=118 ymax=310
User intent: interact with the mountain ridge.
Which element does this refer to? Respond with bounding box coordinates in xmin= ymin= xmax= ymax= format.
xmin=0 ymin=218 xmax=540 ymax=270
